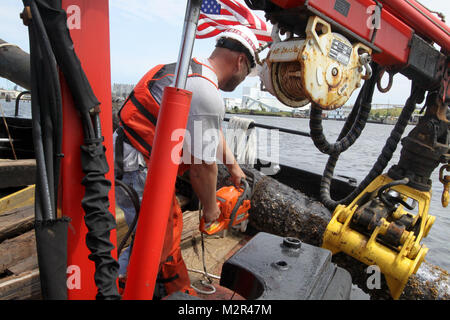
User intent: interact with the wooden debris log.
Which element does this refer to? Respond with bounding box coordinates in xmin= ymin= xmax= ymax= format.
xmin=0 ymin=269 xmax=40 ymax=300
xmin=0 ymin=194 xmax=191 ymax=300
xmin=217 ymin=165 xmax=450 ymax=300
xmin=0 ymin=160 xmax=37 ymax=190
xmin=0 ymin=39 xmax=30 ymax=91
xmin=0 ymin=230 xmax=36 ymax=275
xmin=0 ymin=205 xmax=34 ymax=242
xmin=249 ymin=174 xmax=331 ymax=247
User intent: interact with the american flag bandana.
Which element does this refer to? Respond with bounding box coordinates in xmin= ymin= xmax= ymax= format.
xmin=196 ymin=0 xmax=272 ymax=46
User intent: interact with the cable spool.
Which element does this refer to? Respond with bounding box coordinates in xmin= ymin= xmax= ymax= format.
xmin=265 ymin=16 xmax=372 ymax=110
xmin=271 ymin=61 xmax=310 ymax=108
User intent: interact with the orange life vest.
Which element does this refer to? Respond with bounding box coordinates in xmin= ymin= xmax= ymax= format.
xmin=118 ymin=58 xmax=217 ymax=160
xmin=117 ymin=58 xmax=216 ymax=298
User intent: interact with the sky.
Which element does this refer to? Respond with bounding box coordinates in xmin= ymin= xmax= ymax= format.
xmin=1 ymin=0 xmax=449 ymax=106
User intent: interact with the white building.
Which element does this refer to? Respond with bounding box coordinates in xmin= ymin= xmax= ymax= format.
xmin=326 ymin=106 xmax=353 ymax=120
xmin=0 ymin=89 xmax=22 ymax=100
xmin=112 ymin=83 xmax=134 ymax=98
xmin=240 ymin=82 xmax=309 ymax=112
xmin=371 ymin=103 xmax=403 ymax=110
xmin=224 ymin=97 xmax=242 ymax=111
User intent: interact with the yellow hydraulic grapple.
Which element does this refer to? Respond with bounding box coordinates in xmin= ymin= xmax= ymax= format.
xmin=322 ymin=174 xmax=436 ymax=299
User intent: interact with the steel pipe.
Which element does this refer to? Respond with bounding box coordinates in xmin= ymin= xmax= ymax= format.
xmin=173 ymin=0 xmax=202 ymax=90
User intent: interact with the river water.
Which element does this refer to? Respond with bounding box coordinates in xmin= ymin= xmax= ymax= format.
xmin=0 ymin=99 xmax=31 ymax=118
xmin=1 ymin=100 xmax=448 ymax=271
xmin=225 ymin=113 xmax=450 ymax=272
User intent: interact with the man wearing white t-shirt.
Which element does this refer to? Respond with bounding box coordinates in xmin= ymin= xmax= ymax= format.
xmin=114 ymin=25 xmax=260 ymax=297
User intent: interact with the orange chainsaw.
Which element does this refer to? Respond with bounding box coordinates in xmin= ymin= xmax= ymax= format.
xmin=199 ymin=179 xmax=252 ymax=235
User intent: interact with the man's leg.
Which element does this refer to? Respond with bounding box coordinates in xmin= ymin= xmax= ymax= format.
xmin=115 ymin=167 xmax=147 ymax=276
xmin=158 ymin=194 xmax=196 ymax=296
xmin=116 ymin=170 xmax=193 ymax=296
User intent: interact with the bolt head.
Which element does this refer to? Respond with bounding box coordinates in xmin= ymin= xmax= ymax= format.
xmin=332 ymin=67 xmax=338 ymax=76
xmin=283 ymin=237 xmax=302 ymax=249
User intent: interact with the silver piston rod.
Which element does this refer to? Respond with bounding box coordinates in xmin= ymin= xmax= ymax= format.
xmin=173 ymin=0 xmax=202 ymax=90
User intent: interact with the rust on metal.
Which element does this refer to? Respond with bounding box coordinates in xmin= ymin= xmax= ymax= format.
xmin=267 ymin=16 xmax=372 ymax=110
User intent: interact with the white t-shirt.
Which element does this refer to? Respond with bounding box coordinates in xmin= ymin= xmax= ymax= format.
xmin=115 ymin=57 xmax=224 ymax=171
xmin=183 ymin=57 xmax=224 ymax=163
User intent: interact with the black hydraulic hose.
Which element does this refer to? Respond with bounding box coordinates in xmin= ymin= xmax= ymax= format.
xmin=377 ymin=177 xmax=414 ymax=209
xmin=39 ymin=62 xmax=55 ymax=218
xmin=25 ymin=0 xmax=71 ymax=300
xmin=33 ymin=0 xmax=100 ymax=116
xmin=320 ymin=83 xmax=425 ymax=210
xmin=27 ymin=0 xmax=120 ymax=300
xmin=80 ymin=140 xmax=120 ymax=300
xmin=27 ymin=19 xmax=53 ymax=222
xmin=94 ymin=113 xmax=103 ymax=139
xmin=309 ymin=63 xmax=381 ymax=155
xmin=316 ymin=87 xmax=370 ymax=207
xmin=36 ymin=45 xmax=56 ymax=219
xmin=115 ymin=179 xmax=141 ymax=257
xmin=29 ymin=0 xmax=64 ymax=221
xmin=377 ymin=177 xmax=410 ymax=199
xmin=244 ymin=0 xmax=269 ymax=10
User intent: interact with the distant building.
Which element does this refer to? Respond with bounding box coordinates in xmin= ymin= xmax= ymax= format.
xmin=224 ymin=97 xmax=242 ymax=111
xmin=240 ymin=82 xmax=309 ymax=112
xmin=371 ymin=103 xmax=404 ymax=109
xmin=326 ymin=106 xmax=352 ymax=120
xmin=0 ymin=89 xmax=22 ymax=100
xmin=112 ymin=83 xmax=134 ymax=99
xmin=292 ymin=108 xmax=310 ymax=118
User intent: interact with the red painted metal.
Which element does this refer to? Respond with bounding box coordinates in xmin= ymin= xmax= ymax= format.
xmin=60 ymin=0 xmax=116 ymax=300
xmin=372 ymin=7 xmax=412 ymax=67
xmin=268 ymin=0 xmax=448 ymax=66
xmin=270 ymin=0 xmax=303 ymax=8
xmin=309 ymin=0 xmax=375 ymax=44
xmin=303 ymin=0 xmax=414 ymax=67
xmin=380 ymin=0 xmax=450 ymax=53
xmin=122 ymin=87 xmax=192 ymax=300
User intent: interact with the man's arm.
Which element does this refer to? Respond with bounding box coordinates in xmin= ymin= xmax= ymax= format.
xmin=188 ymin=129 xmax=246 ymax=223
xmin=217 ymin=128 xmax=246 ymax=187
xmin=189 ymin=157 xmax=220 ymax=223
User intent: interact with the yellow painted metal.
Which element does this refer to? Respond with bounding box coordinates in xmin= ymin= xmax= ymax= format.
xmin=267 ymin=15 xmax=372 ymax=110
xmin=0 ymin=184 xmax=35 ymax=214
xmin=439 ymin=165 xmax=449 ymax=207
xmin=322 ymin=174 xmax=434 ymax=299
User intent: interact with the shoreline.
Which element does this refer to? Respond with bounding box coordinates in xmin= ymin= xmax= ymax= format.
xmin=226 ymin=111 xmax=414 ymax=125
